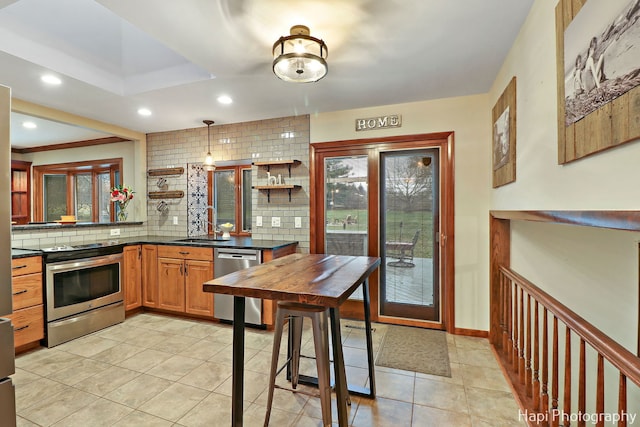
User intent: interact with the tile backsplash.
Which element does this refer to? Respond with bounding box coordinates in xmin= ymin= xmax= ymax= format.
xmin=146 ymin=115 xmax=310 ymax=252
xmin=10 ymin=115 xmax=310 ymax=252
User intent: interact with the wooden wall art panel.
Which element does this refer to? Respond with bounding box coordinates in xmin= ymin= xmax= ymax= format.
xmin=492 ymin=77 xmax=517 ymax=188
xmin=556 ymin=0 xmax=640 ymax=164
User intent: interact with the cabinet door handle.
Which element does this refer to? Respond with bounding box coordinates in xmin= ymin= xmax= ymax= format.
xmin=138 ymin=246 xmax=142 ymax=259
xmin=180 ymin=264 xmax=184 ymax=276
xmin=12 ymin=289 xmax=28 ymax=296
xmin=15 ymin=325 xmax=29 ymax=332
xmin=12 ymin=264 xmax=27 ymax=270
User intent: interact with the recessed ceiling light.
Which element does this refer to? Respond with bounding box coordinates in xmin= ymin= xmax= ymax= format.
xmin=41 ymin=74 xmax=62 ymax=85
xmin=217 ymin=95 xmax=233 ymax=105
xmin=22 ymin=121 xmax=37 ymax=129
xmin=137 ymin=108 xmax=152 ymax=116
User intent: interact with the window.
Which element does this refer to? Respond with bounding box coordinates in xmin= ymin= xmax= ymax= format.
xmin=208 ymin=164 xmax=252 ymax=235
xmin=34 ymin=159 xmax=122 ymax=223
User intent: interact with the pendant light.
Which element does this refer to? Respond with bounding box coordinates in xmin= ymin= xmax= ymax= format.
xmin=272 ymin=25 xmax=328 ymax=83
xmin=203 ymin=120 xmax=215 ymax=171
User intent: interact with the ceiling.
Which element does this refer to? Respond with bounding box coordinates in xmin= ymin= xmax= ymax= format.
xmin=1 ymin=0 xmax=534 ymax=147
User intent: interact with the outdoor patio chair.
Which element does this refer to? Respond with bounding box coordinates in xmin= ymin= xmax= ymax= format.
xmin=385 ymin=230 xmax=420 ymax=267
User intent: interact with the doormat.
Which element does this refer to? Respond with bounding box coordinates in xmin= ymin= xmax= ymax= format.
xmin=375 ymin=325 xmax=451 ymax=377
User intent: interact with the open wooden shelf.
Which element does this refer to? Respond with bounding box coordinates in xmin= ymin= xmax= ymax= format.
xmin=148 ymin=190 xmax=184 ymax=199
xmin=252 ymin=185 xmax=301 ymax=202
xmin=253 ymin=160 xmax=300 ymax=176
xmin=148 ymin=167 xmax=184 ymax=177
xmin=490 ymin=210 xmax=640 ymax=232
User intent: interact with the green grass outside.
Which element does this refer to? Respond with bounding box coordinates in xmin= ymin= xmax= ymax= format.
xmin=326 ymin=209 xmax=433 ymax=258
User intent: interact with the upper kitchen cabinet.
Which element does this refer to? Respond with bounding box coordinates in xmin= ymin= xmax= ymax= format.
xmin=11 ymin=160 xmax=31 ymax=224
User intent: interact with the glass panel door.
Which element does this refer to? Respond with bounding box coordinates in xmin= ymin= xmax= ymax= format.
xmin=324 ymin=155 xmax=368 ymax=300
xmin=380 ymin=149 xmax=440 ymax=321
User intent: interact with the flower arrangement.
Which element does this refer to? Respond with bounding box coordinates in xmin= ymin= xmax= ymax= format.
xmin=111 ymin=184 xmax=134 ymax=221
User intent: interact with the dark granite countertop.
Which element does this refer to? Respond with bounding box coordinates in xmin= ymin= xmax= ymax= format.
xmin=12 ymin=235 xmax=298 ymax=255
xmin=11 ymin=248 xmax=43 ymax=259
xmin=11 ymin=221 xmax=144 ymax=231
xmin=138 ymin=235 xmax=298 ymax=251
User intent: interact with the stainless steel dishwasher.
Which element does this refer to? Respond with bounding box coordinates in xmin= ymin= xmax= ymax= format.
xmin=214 ymin=248 xmax=263 ymax=326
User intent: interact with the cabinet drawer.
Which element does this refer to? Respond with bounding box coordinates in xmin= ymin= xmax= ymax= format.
xmin=7 ymin=305 xmax=44 ymax=348
xmin=158 ymin=245 xmax=212 ymax=261
xmin=11 ymin=256 xmax=42 ymax=277
xmin=12 ymin=273 xmax=43 ymax=310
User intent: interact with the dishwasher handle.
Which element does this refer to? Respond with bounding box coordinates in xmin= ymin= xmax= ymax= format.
xmin=217 ymin=253 xmax=258 ymax=261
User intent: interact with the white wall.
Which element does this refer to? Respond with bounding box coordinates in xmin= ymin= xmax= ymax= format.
xmin=491 ymin=0 xmax=640 ymax=209
xmin=311 ymin=94 xmax=492 ymax=331
xmin=490 ymin=0 xmax=639 ymax=360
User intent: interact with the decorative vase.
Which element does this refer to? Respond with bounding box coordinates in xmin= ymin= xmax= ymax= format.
xmin=117 ymin=207 xmax=128 ymax=222
xmin=220 ymin=223 xmax=234 ymax=240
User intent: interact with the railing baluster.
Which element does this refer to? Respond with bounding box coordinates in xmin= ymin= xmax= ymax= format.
xmin=619 ymin=373 xmax=627 ymax=427
xmin=595 ymin=354 xmax=604 ymax=427
xmin=493 ymin=267 xmax=640 ymax=427
xmin=542 ymin=307 xmax=549 ymax=417
xmin=520 ymin=287 xmax=526 ymax=385
xmin=533 ymin=300 xmax=541 ymax=411
xmin=502 ymin=275 xmax=509 ymax=354
xmin=551 ymin=316 xmax=559 ymax=427
xmin=564 ymin=328 xmax=572 ymax=426
xmin=511 ymin=283 xmax=518 ymax=368
xmin=578 ymin=338 xmax=585 ymax=427
xmin=526 ymin=293 xmax=532 ymax=396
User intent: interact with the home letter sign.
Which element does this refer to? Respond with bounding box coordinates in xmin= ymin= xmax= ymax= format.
xmin=355 ymin=115 xmax=402 ymax=131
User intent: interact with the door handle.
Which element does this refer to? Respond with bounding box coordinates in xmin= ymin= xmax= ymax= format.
xmin=12 ymin=289 xmax=28 ymax=296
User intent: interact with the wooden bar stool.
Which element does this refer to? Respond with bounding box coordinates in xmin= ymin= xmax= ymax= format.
xmin=265 ymin=301 xmax=346 ymax=427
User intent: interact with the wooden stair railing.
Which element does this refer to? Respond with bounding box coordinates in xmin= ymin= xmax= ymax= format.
xmin=494 ymin=266 xmax=640 ymax=426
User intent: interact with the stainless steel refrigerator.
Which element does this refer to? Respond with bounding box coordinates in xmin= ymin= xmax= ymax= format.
xmin=0 ymin=84 xmax=17 ymax=426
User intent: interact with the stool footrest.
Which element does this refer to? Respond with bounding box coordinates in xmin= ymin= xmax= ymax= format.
xmin=274 ymin=383 xmax=322 ymax=399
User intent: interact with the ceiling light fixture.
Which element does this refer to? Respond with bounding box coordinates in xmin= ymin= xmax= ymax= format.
xmin=272 ymin=25 xmax=328 ymax=83
xmin=137 ymin=108 xmax=152 ymax=116
xmin=22 ymin=121 xmax=37 ymax=129
xmin=203 ymin=120 xmax=215 ymax=171
xmin=217 ymin=95 xmax=233 ymax=105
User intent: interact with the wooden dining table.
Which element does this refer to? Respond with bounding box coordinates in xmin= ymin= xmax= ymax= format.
xmin=203 ymin=253 xmax=380 ymax=427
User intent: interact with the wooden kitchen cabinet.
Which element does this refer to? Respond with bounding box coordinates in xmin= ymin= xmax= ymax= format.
xmin=8 ymin=256 xmax=44 ymax=350
xmin=141 ymin=245 xmax=159 ymax=308
xmin=123 ymin=245 xmax=142 ymax=311
xmin=185 ymin=260 xmax=214 ymax=316
xmin=157 ymin=257 xmax=185 ymax=312
xmin=157 ymin=245 xmax=214 ymax=316
xmin=11 ymin=160 xmax=31 ymax=224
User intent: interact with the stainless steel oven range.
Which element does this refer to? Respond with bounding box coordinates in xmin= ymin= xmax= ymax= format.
xmin=42 ymin=242 xmax=125 ymax=347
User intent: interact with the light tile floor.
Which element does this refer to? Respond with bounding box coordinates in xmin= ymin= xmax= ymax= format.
xmin=14 ymin=313 xmax=525 ymax=426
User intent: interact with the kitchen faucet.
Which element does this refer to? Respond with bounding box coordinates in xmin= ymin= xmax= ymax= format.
xmin=206 ymin=206 xmax=219 ymax=234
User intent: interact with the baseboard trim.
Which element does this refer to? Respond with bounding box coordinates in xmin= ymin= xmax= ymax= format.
xmin=453 ymin=327 xmax=488 ymax=338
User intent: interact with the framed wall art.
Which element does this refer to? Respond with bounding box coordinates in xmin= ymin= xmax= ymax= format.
xmin=556 ymin=0 xmax=640 ymax=164
xmin=492 ymin=77 xmax=517 ymax=188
